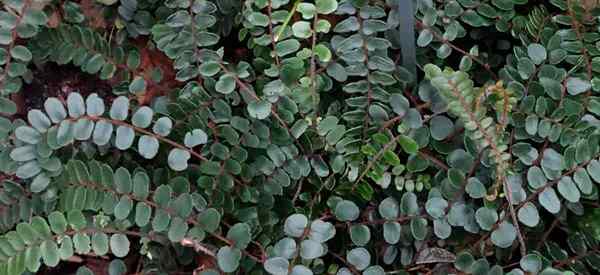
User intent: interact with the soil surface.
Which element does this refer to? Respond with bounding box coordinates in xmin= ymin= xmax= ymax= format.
xmin=16 ymin=63 xmax=114 ymax=116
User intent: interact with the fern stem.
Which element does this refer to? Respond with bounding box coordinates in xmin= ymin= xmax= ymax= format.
xmin=566 ymin=0 xmax=594 ymax=108
xmin=0 ymin=0 xmax=32 ymax=93
xmin=416 ymin=20 xmax=498 ymax=81
xmin=418 ymin=150 xmax=449 ymax=171
xmin=67 ymin=116 xmax=208 ymax=161
xmin=351 ymin=134 xmax=402 ymax=191
xmin=217 ymin=63 xmax=306 ymax=152
xmin=63 ymin=166 xmax=266 ymax=263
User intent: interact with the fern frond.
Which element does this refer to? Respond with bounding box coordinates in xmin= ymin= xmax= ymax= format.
xmin=31 ymin=25 xmax=138 ymax=80
xmin=0 ymin=0 xmax=48 ymax=110
xmin=6 ymin=92 xmax=210 ymax=194
xmin=425 ymin=65 xmax=511 ymax=195
xmin=0 ymin=180 xmax=41 ymax=234
xmin=0 ymin=159 xmax=265 ymax=274
xmin=483 ymin=81 xmax=517 ymax=133
xmin=525 ymin=5 xmax=550 ymax=41
xmin=151 ymin=1 xmax=220 ymax=82
xmin=425 ymin=63 xmax=529 ymax=257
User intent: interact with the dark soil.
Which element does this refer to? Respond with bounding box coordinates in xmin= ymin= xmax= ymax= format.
xmin=39 ymin=255 xmax=139 ymax=275
xmin=40 ymin=257 xmax=110 ymax=275
xmin=16 ymin=63 xmax=114 ymax=116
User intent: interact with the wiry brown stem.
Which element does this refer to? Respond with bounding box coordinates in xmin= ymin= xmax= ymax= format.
xmin=473 ymin=151 xmax=600 ymax=252
xmin=68 ymin=115 xmax=207 ymax=161
xmin=415 ymin=20 xmax=498 ymax=81
xmin=352 ymin=134 xmax=402 ymax=191
xmin=418 ymin=150 xmax=450 ymax=171
xmin=64 ymin=173 xmax=265 ymax=263
xmin=566 ymin=0 xmax=594 ymax=108
xmin=329 ymin=251 xmax=361 ymax=275
xmin=553 ymin=247 xmax=600 ymax=268
xmin=217 ymin=63 xmax=306 ymax=152
xmin=0 ymin=0 xmax=32 ymax=93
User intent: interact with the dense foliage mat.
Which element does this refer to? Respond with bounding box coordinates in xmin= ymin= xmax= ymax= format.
xmin=2 ymin=0 xmax=600 ymax=274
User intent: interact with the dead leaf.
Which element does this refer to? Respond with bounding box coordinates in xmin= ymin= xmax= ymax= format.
xmin=583 ymin=0 xmax=600 ymax=10
xmin=81 ymin=0 xmax=107 ymax=29
xmin=180 ymin=238 xmax=216 ymax=257
xmin=415 ymin=247 xmax=456 ymax=265
xmin=47 ymin=10 xmax=61 ymax=28
xmin=181 ymin=238 xmax=217 ymax=274
xmin=131 ymin=39 xmax=179 ymax=105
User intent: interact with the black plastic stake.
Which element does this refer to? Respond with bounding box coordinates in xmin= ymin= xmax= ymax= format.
xmin=398 ymin=0 xmax=417 ymax=80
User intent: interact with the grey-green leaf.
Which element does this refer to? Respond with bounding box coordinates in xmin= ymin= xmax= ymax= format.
xmin=346 ymin=247 xmax=370 ymax=271
xmin=10 ymin=45 xmax=32 ymax=62
xmin=184 ymin=129 xmax=208 ymax=148
xmin=264 ymin=257 xmax=289 ymax=275
xmin=335 ymin=200 xmax=360 ymax=221
xmin=227 ymin=223 xmax=252 ymax=249
xmin=28 ymin=110 xmax=51 ymax=132
xmin=110 ymin=234 xmax=130 ymax=258
xmin=425 ymin=197 xmax=448 ymax=219
xmin=566 ymin=77 xmax=591 ymax=95
xmin=67 ymin=93 xmax=85 ymax=118
xmin=309 ymin=220 xmax=335 ymax=243
xmin=45 ymin=97 xmax=67 ymax=123
xmin=132 ymin=106 xmax=153 ymax=128
xmin=15 ymin=126 xmax=41 ymax=144
xmin=378 ymin=197 xmax=399 ymax=220
xmin=167 ymin=148 xmax=190 ymax=171
xmin=115 ymin=126 xmax=135 ymax=150
xmin=527 ymin=43 xmax=547 ymax=64
xmin=491 ymin=221 xmax=516 ymax=248
xmin=475 ymin=207 xmax=498 ymax=231
xmin=129 ymin=77 xmax=146 ymax=93
xmin=217 ymin=246 xmax=241 ymax=273
xmin=110 ymin=96 xmax=129 ymax=121
xmin=557 ymin=177 xmax=580 ymax=203
xmin=299 ymin=239 xmax=323 ymax=260
xmin=284 ymin=214 xmax=308 ymax=238
xmin=383 ymin=222 xmax=401 ymax=244
xmin=247 ymin=100 xmax=271 ymax=119
xmin=350 ymin=225 xmax=371 ymax=246
xmin=517 ymin=202 xmax=540 ymax=227
xmin=520 ymin=254 xmax=542 ymax=273
xmin=152 ymin=117 xmax=172 ymax=136
xmin=539 ymin=188 xmax=561 ymax=214
xmin=215 ymin=75 xmax=236 ymax=94
xmin=138 ymin=135 xmax=159 ymax=159
xmin=315 ymin=0 xmax=338 ymax=14
xmin=92 ymin=121 xmax=113 ymax=146
xmin=86 ymin=94 xmax=105 ymax=116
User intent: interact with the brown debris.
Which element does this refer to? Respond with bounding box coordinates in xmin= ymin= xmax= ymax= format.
xmin=81 ymin=0 xmax=107 ymax=29
xmin=131 ymin=39 xmax=179 ymax=105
